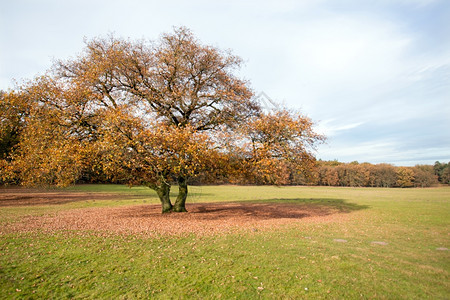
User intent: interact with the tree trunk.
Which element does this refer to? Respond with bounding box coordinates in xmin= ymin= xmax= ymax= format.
xmin=154 ymin=181 xmax=173 ymax=213
xmin=173 ymin=176 xmax=188 ymax=212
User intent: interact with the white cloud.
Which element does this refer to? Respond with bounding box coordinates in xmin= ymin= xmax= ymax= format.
xmin=316 ymin=120 xmax=365 ymax=137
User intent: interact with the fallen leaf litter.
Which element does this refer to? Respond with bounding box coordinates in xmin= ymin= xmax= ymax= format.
xmin=1 ymin=190 xmax=351 ymax=237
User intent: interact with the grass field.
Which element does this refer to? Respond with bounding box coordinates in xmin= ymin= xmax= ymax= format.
xmin=0 ymin=185 xmax=449 ymax=299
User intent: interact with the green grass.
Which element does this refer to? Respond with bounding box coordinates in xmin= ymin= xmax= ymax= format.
xmin=0 ymin=185 xmax=449 ymax=299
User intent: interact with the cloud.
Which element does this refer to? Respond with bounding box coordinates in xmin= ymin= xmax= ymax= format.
xmin=316 ymin=120 xmax=365 ymax=137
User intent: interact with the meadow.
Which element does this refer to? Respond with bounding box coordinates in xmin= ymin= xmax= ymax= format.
xmin=0 ymin=185 xmax=449 ymax=299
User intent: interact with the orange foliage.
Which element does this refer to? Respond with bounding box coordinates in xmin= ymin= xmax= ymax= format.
xmin=2 ymin=27 xmax=326 ymax=212
xmin=232 ymin=109 xmax=325 ymax=185
xmin=314 ymin=161 xmax=438 ymax=188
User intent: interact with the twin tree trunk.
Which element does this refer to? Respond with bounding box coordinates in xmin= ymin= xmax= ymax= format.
xmin=153 ymin=177 xmax=188 ymax=213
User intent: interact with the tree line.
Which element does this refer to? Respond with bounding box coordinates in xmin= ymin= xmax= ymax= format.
xmin=311 ymin=161 xmax=449 ymax=188
xmin=194 ymin=160 xmax=448 ymax=188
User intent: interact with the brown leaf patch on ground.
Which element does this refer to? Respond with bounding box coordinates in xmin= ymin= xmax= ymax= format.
xmin=2 ymin=201 xmax=349 ymax=236
xmin=0 ymin=189 xmax=143 ymax=206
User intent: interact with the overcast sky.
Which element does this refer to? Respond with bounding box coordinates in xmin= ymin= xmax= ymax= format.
xmin=1 ymin=0 xmax=449 ymax=166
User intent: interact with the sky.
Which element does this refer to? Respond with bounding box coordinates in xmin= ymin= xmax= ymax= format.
xmin=1 ymin=0 xmax=449 ymax=166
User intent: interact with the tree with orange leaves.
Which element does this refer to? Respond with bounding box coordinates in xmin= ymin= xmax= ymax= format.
xmin=9 ymin=27 xmax=259 ymax=212
xmin=4 ymin=27 xmax=324 ymax=213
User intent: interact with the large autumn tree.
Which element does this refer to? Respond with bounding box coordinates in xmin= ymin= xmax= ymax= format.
xmin=4 ymin=27 xmax=324 ymax=212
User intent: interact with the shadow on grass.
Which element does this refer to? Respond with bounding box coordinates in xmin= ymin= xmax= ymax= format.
xmin=245 ymin=198 xmax=369 ymax=213
xmin=184 ymin=198 xmax=369 ymax=221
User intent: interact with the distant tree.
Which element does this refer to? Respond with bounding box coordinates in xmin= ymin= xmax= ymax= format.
xmin=434 ymin=161 xmax=450 ymax=185
xmin=396 ymin=167 xmax=415 ymax=188
xmin=412 ymin=165 xmax=438 ymax=187
xmin=316 ymin=161 xmax=341 ymax=186
xmin=442 ymin=166 xmax=450 ymax=185
xmin=337 ymin=163 xmax=369 ymax=187
xmin=371 ymin=164 xmax=397 ymax=187
xmin=322 ymin=166 xmax=339 ymax=186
